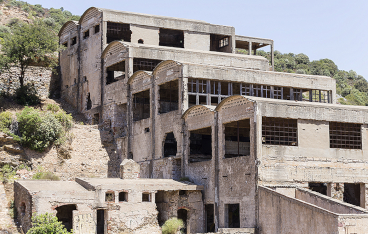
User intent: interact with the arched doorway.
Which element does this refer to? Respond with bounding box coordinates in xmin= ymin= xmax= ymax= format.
xmin=177 ymin=209 xmax=188 ymax=234
xmin=56 ymin=204 xmax=77 ymax=231
xmin=163 ymin=132 xmax=177 ymax=157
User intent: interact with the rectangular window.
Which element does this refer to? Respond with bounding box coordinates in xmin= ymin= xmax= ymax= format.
xmin=133 ymin=90 xmax=150 ymax=121
xmin=189 ymin=127 xmax=212 ymax=163
xmin=105 ymin=192 xmax=115 ymax=202
xmin=219 ymin=37 xmax=229 ymax=48
xmin=83 ymin=29 xmax=89 ymax=39
xmin=159 ymin=28 xmax=184 ymax=48
xmin=273 ymin=86 xmax=283 ymax=99
xmin=224 ymin=119 xmax=250 ymax=158
xmin=210 ymin=34 xmax=231 ymax=53
xmin=94 ymin=24 xmax=100 ymax=34
xmin=133 ymin=58 xmax=162 ymax=72
xmin=71 ymin=37 xmax=77 ymax=46
xmin=329 ymin=122 xmax=361 ymax=149
xmin=106 ymin=60 xmax=125 ymax=85
xmin=107 ymin=22 xmax=131 ymax=43
xmin=262 ymin=117 xmax=298 ymax=146
xmin=119 ymin=192 xmax=128 ymax=202
xmin=142 ymin=193 xmax=151 ymax=202
xmin=159 ymin=80 xmax=179 ymax=114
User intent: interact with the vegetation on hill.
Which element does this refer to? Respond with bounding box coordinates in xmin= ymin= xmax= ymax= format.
xmin=239 ymin=49 xmax=368 ymax=106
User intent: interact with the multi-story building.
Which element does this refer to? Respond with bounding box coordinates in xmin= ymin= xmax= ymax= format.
xmin=15 ymin=6 xmax=368 ymax=234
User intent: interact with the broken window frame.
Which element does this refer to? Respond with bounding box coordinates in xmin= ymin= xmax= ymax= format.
xmin=189 ymin=127 xmax=212 ymax=163
xmin=106 ymin=60 xmax=126 ymax=85
xmin=133 ymin=89 xmax=150 ymax=122
xmin=133 ymin=58 xmax=162 ymax=72
xmin=71 ymin=37 xmax=77 ymax=46
xmin=262 ymin=117 xmax=298 ymax=146
xmin=94 ymin=24 xmax=100 ymax=34
xmin=106 ymin=22 xmax=131 ymax=44
xmin=224 ymin=119 xmax=251 ymax=158
xmin=159 ymin=80 xmax=179 ymax=114
xmin=219 ymin=37 xmax=229 ymax=48
xmin=329 ymin=122 xmax=362 ymax=149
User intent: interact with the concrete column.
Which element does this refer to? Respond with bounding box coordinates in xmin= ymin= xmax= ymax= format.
xmin=327 ymin=183 xmax=332 ymax=197
xmin=248 ymin=42 xmax=252 ymax=55
xmin=360 ymin=183 xmax=366 ymax=208
xmin=271 ymin=42 xmax=274 ymax=71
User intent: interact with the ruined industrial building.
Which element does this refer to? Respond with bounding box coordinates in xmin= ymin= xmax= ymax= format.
xmin=13 ymin=6 xmax=368 ymax=234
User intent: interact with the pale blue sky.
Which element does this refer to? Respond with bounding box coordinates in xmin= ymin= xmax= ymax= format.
xmin=26 ymin=0 xmax=368 ymax=79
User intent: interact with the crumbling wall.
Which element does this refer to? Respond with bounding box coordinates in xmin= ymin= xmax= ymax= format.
xmin=14 ymin=182 xmax=33 ymax=233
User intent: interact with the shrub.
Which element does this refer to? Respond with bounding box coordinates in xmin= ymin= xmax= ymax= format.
xmin=15 ymin=83 xmax=41 ymax=106
xmin=27 ymin=213 xmax=72 ymax=234
xmin=162 ymin=217 xmax=184 ymax=234
xmin=17 ymin=107 xmax=63 ymax=152
xmin=0 ymin=164 xmax=17 ymax=183
xmin=32 ymin=171 xmax=60 ymax=181
xmin=0 ymin=25 xmax=11 ymax=39
xmin=54 ymin=110 xmax=73 ymax=131
xmin=46 ymin=103 xmax=60 ymax=113
xmin=7 ymin=17 xmax=20 ymax=27
xmin=0 ymin=111 xmax=12 ymax=132
xmin=43 ymin=17 xmax=55 ymax=27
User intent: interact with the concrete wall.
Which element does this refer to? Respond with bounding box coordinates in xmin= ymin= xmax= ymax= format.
xmin=258 ymin=186 xmax=339 ymax=234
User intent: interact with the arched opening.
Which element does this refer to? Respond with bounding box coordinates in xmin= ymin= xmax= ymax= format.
xmin=177 ymin=209 xmax=188 ymax=233
xmin=86 ymin=93 xmax=92 ymax=110
xmin=56 ymin=204 xmax=77 ymax=231
xmin=163 ymin=132 xmax=177 ymax=157
xmin=138 ymin=39 xmax=144 ymax=44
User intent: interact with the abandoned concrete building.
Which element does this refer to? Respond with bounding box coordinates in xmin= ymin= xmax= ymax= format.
xmin=14 ymin=6 xmax=368 ymax=234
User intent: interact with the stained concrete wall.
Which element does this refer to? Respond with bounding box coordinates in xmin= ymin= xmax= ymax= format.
xmin=258 ymin=186 xmax=339 ymax=234
xmin=131 ymin=25 xmax=159 ymax=45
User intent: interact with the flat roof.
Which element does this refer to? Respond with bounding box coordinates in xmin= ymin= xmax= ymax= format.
xmin=77 ymin=178 xmax=204 ymax=191
xmin=16 ymin=180 xmax=88 ymax=192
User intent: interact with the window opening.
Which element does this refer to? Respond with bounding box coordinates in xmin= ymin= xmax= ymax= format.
xmin=282 ymin=87 xmax=292 ymax=100
xmin=142 ymin=192 xmax=151 ymax=202
xmin=226 ymin=204 xmax=240 ymax=228
xmin=159 ymin=80 xmax=179 ymax=114
xmin=138 ymin=39 xmax=144 ymax=44
xmin=233 ymin=83 xmax=240 ymax=95
xmin=93 ymin=113 xmax=100 ymax=125
xmin=179 ymin=190 xmax=186 ymax=196
xmin=133 ymin=58 xmax=161 ymax=72
xmin=224 ymin=119 xmax=250 ymax=158
xmin=177 ymin=209 xmax=188 ymax=233
xmin=74 ymin=78 xmax=76 ymax=84
xmin=145 ymin=127 xmax=150 ymax=133
xmin=309 ymin=183 xmax=327 ymax=195
xmin=206 ymin=204 xmax=215 ymax=232
xmin=159 ymin=28 xmax=184 ymax=48
xmin=83 ymin=29 xmax=89 ymax=39
xmin=293 ymin=88 xmax=303 ymax=101
xmin=94 ymin=24 xmax=100 ymax=34
xmin=86 ymin=93 xmax=92 ymax=110
xmin=253 ymin=85 xmax=261 ymax=97
xmin=106 ymin=60 xmax=125 ymax=85
xmin=262 ymin=117 xmax=298 ymax=146
xmin=329 ymin=122 xmax=361 ymax=149
xmin=262 ymin=85 xmax=271 ymax=98
xmin=107 ymin=22 xmax=131 ymax=43
xmin=164 ymin=132 xmax=177 ymax=157
xmin=273 ymin=86 xmax=283 ymax=99
xmin=210 ymin=34 xmax=231 ymax=53
xmin=119 ymin=192 xmax=128 ymax=202
xmin=56 ymin=204 xmax=77 ymax=232
xmin=105 ymin=191 xmax=115 ymax=202
xmin=133 ymin=90 xmax=150 ymax=121
xmin=62 ymin=42 xmax=68 ymax=48
xmin=20 ymin=202 xmax=26 ymax=216
xmin=189 ymin=127 xmax=212 ymax=163
xmin=240 ymin=83 xmax=252 ymax=96
xmin=71 ymin=37 xmax=77 ymax=45
xmin=343 ymin=183 xmax=361 ymax=206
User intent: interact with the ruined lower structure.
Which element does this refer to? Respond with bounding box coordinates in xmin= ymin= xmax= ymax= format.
xmin=14 ymin=6 xmax=368 ymax=234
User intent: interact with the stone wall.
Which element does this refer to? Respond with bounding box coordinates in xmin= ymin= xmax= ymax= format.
xmin=0 ymin=66 xmax=53 ymax=97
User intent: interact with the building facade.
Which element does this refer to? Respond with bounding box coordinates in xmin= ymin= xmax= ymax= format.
xmin=15 ymin=6 xmax=368 ymax=234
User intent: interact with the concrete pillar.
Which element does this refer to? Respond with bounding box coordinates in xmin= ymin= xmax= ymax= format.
xmin=271 ymin=42 xmax=274 ymax=71
xmin=327 ymin=183 xmax=332 ymax=197
xmin=360 ymin=183 xmax=366 ymax=208
xmin=248 ymin=42 xmax=252 ymax=55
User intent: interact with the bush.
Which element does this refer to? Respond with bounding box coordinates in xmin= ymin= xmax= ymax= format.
xmin=17 ymin=107 xmax=63 ymax=152
xmin=46 ymin=103 xmax=60 ymax=113
xmin=15 ymin=84 xmax=41 ymax=106
xmin=32 ymin=171 xmax=60 ymax=181
xmin=54 ymin=110 xmax=73 ymax=131
xmin=0 ymin=25 xmax=11 ymax=39
xmin=162 ymin=217 xmax=184 ymax=234
xmin=0 ymin=164 xmax=17 ymax=183
xmin=27 ymin=213 xmax=72 ymax=234
xmin=0 ymin=111 xmax=12 ymax=132
xmin=7 ymin=18 xmax=20 ymax=27
xmin=43 ymin=17 xmax=55 ymax=27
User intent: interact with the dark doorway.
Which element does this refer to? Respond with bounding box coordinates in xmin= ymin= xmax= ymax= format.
xmin=164 ymin=132 xmax=177 ymax=157
xmin=344 ymin=183 xmax=361 ymax=206
xmin=226 ymin=204 xmax=240 ymax=228
xmin=97 ymin=209 xmax=105 ymax=234
xmin=159 ymin=28 xmax=184 ymax=48
xmin=86 ymin=93 xmax=92 ymax=110
xmin=56 ymin=204 xmax=77 ymax=231
xmin=309 ymin=183 xmax=327 ymax=195
xmin=205 ymin=204 xmax=215 ymax=232
xmin=177 ymin=209 xmax=187 ymax=233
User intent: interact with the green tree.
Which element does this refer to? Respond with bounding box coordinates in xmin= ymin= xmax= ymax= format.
xmin=0 ymin=19 xmax=60 ymax=87
xmin=27 ymin=213 xmax=72 ymax=234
